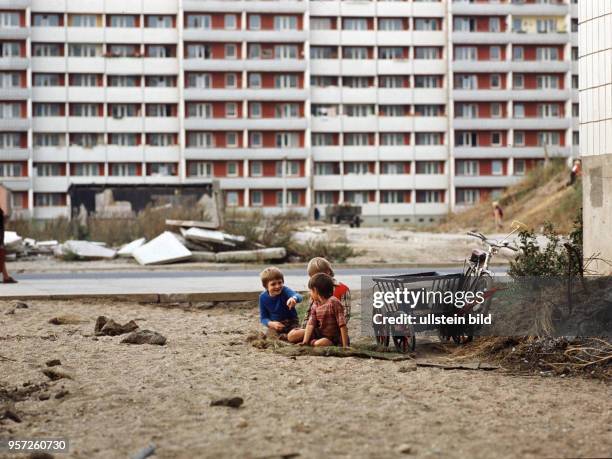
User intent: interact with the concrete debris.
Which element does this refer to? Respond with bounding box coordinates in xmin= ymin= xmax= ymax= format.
xmin=121 ymin=330 xmax=167 ymax=346
xmin=117 ymin=238 xmax=146 ymax=258
xmin=215 ymin=248 xmax=286 ymax=263
xmin=61 ymin=240 xmax=117 ymax=260
xmin=131 ymin=444 xmax=156 ymax=459
xmin=94 ymin=317 xmax=139 ymax=336
xmin=45 ymin=359 xmax=61 ymax=367
xmin=132 ymin=231 xmax=192 ymax=266
xmin=3 ymin=231 xmax=22 ymax=248
xmin=191 ymin=251 xmax=217 ymax=262
xmin=166 ymin=219 xmax=219 ymax=230
xmin=183 ymin=227 xmax=244 ymax=247
xmin=42 ymin=368 xmax=73 ymax=381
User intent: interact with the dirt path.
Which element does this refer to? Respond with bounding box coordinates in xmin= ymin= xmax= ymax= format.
xmin=1 ymin=299 xmax=610 ymax=459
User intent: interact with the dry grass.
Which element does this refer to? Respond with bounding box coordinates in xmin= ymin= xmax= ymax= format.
xmin=434 ymin=160 xmax=580 ymax=234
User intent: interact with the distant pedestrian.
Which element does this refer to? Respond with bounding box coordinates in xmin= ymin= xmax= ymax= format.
xmin=569 ymin=159 xmax=582 ymax=186
xmin=314 ymin=207 xmax=320 ymax=222
xmin=492 ymin=201 xmax=503 ymax=230
xmin=0 ymin=207 xmax=17 ymax=284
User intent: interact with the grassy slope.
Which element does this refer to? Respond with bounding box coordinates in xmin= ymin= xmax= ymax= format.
xmin=435 ymin=160 xmax=582 ymax=234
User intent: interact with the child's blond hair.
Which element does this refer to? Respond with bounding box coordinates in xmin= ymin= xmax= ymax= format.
xmin=260 ymin=266 xmax=284 ymax=288
xmin=307 ymin=257 xmax=335 ymax=278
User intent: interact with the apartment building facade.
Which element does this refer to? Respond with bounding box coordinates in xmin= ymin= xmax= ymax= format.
xmin=0 ymin=0 xmax=578 ymax=223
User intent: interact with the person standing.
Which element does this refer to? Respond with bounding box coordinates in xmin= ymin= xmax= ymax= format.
xmin=492 ymin=201 xmax=504 ymax=230
xmin=0 ymin=207 xmax=17 ymax=284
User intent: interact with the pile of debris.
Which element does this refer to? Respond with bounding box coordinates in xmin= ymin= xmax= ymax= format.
xmin=2 ymin=231 xmax=59 ymax=260
xmin=126 ymin=219 xmax=287 ymax=265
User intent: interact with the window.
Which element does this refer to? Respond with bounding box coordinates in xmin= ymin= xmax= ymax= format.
xmin=513 ymin=74 xmax=524 ymax=89
xmin=110 ymin=163 xmax=138 ymax=176
xmin=345 ymin=105 xmax=374 ymax=117
xmin=0 ymin=12 xmax=19 ymax=27
xmin=311 ymin=18 xmax=333 ymax=30
xmin=311 ymin=46 xmax=337 ymax=59
xmin=109 ymin=75 xmax=139 ymax=87
xmin=224 ymin=14 xmax=236 ymax=30
xmin=414 ymin=75 xmax=441 ymax=88
xmin=187 ymin=44 xmax=211 ymax=59
xmin=34 ymin=193 xmax=63 ymax=207
xmin=187 ymin=132 xmax=214 ymax=148
xmin=251 ymin=161 xmax=262 ymax=177
xmin=0 ymin=72 xmax=20 ymax=88
xmin=455 ymin=46 xmax=477 ymax=61
xmin=275 ymin=132 xmax=299 ymax=148
xmin=537 ymin=131 xmax=561 ymax=146
xmin=536 ymin=19 xmax=556 ymax=33
xmin=248 ymin=73 xmax=261 ymax=89
xmin=381 ymin=191 xmax=407 ymax=204
xmin=275 ymin=160 xmax=299 ymax=177
xmin=415 ymin=47 xmax=440 ymax=59
xmin=536 ymin=75 xmax=559 ymax=89
xmin=72 ymin=103 xmax=99 ymax=117
xmin=536 ymin=47 xmax=559 ymax=61
xmin=379 ymin=18 xmax=404 ymax=31
xmin=73 ymin=164 xmax=100 ymax=176
xmin=514 ymin=159 xmax=526 ymax=176
xmin=227 ymin=162 xmax=238 ymax=177
xmin=274 ymin=74 xmax=298 ymax=89
xmin=380 ymin=105 xmax=406 ymax=117
xmin=147 ymin=104 xmax=173 ymax=117
xmin=276 ymin=103 xmax=299 ymax=118
xmin=0 ymin=162 xmax=22 ymax=177
xmin=225 ymin=103 xmax=237 ymax=118
xmin=379 ymin=76 xmax=406 ymax=88
xmin=454 ymin=75 xmax=477 ymax=90
xmin=343 ymin=47 xmax=368 ymax=60
xmin=513 ymin=131 xmax=525 ymax=146
xmin=71 ymin=15 xmax=97 ymax=27
xmin=490 ymin=46 xmax=501 ymax=61
xmin=415 ymin=133 xmax=442 ymax=145
xmin=187 ymin=15 xmax=211 ymax=29
xmin=456 ymin=189 xmax=480 ymax=205
xmin=345 ymin=162 xmax=370 ymax=175
xmin=572 ymin=75 xmax=578 ymax=89
xmin=251 ymin=191 xmax=263 ymax=207
xmin=416 ymin=162 xmax=443 ymax=175
xmin=32 ymin=73 xmax=60 ymax=87
xmin=379 ymin=47 xmax=404 ymax=60
xmin=454 ymin=17 xmax=475 ymax=32
xmin=380 ymin=133 xmax=406 ymax=146
xmin=226 ymin=191 xmax=239 ymax=207
xmin=33 ymin=43 xmax=62 ymax=57
xmin=381 ymin=162 xmax=406 ymax=174
xmin=491 ymin=132 xmax=502 ymax=146
xmin=275 ymin=16 xmax=298 ymax=31
xmin=71 ymin=133 xmax=100 ymax=148
xmin=1 ymin=42 xmax=20 ymax=57
xmin=250 ymin=132 xmax=262 ymax=148
xmin=33 ymin=14 xmax=60 ymax=27
xmin=274 ymin=45 xmax=298 ymax=60
xmin=36 ymin=163 xmax=62 ymax=177
xmin=514 ymin=103 xmax=525 ymax=118
xmin=456 ymin=160 xmax=479 ymax=176
xmin=315 ymin=191 xmax=335 ymax=205
xmin=491 ymin=160 xmax=503 ymax=175
xmin=491 ymin=103 xmax=502 ymax=118
xmin=314 ymin=163 xmax=337 ymax=175
xmin=34 ymin=133 xmax=62 ymax=147
xmin=109 ymin=15 xmax=136 ymax=28
xmin=226 ymin=132 xmax=239 ymax=147
xmin=250 ymin=102 xmax=261 ymax=118
xmin=416 ymin=190 xmax=443 ymax=203
xmin=248 ymin=15 xmax=261 ymax=30
xmin=0 ymin=133 xmax=21 ymax=148
xmin=343 ymin=18 xmax=368 ymax=30
xmin=33 ymin=103 xmax=59 ymax=117
xmin=489 ymin=17 xmax=500 ymax=32
xmin=109 ymin=133 xmax=137 ymax=146
xmin=248 ymin=44 xmax=261 ymax=59
xmin=187 ymin=73 xmax=211 ymax=89
xmin=414 ymin=18 xmax=439 ymax=31
xmin=147 ymin=133 xmax=175 ymax=146
xmin=148 ymin=45 xmax=174 ymax=58
xmin=147 ymin=16 xmax=173 ymax=28
xmin=456 ymin=104 xmax=477 ymax=118
xmin=344 ymin=133 xmax=370 ymax=146
xmin=512 ymin=46 xmax=524 ymax=61
xmin=225 ymin=73 xmax=237 ymax=88
xmin=225 ymin=44 xmax=237 ymax=59
xmin=189 ymin=162 xmax=212 ymax=178
xmin=344 ymin=191 xmax=369 ymax=205
xmin=110 ymin=104 xmax=137 ymax=118
xmin=572 ymin=103 xmax=579 ymax=118
xmin=490 ymin=74 xmax=501 ymax=89
xmin=343 ymin=77 xmax=370 ymax=88
xmin=456 ymin=132 xmax=477 ymax=147
xmin=312 ymin=133 xmax=335 ymax=146
xmin=108 ymin=44 xmax=137 ymax=57
xmin=71 ymin=74 xmax=98 ymax=87
xmin=69 ymin=44 xmax=100 ymax=57
xmin=538 ymin=103 xmax=560 ymax=118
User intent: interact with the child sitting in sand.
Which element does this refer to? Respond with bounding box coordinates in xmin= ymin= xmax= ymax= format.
xmin=259 ymin=267 xmax=303 ymax=340
xmin=302 ymin=257 xmax=351 ymax=327
xmin=291 ymin=273 xmax=348 ymax=348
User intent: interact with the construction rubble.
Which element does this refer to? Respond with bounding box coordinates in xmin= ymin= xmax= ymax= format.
xmin=3 ymin=219 xmax=287 ymax=266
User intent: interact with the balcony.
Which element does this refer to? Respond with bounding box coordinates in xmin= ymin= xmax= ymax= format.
xmin=0 ymin=88 xmax=29 ymax=100
xmin=343 ymin=88 xmax=378 ymax=104
xmin=66 ymin=28 xmax=105 ymax=43
xmin=32 ymin=176 xmax=70 ymax=193
xmin=1 ymin=177 xmax=31 ymax=192
xmin=414 ymin=145 xmax=448 ymax=161
xmin=454 ymin=175 xmax=522 ymax=188
xmin=33 ymin=206 xmax=70 ymax=219
xmin=183 ymin=88 xmax=307 ymax=102
xmin=0 ymin=27 xmax=28 ymax=40
xmin=106 ymin=117 xmax=143 ymax=132
xmin=143 ymin=88 xmax=179 ymax=102
xmin=182 ymin=0 xmax=306 ymax=14
xmin=34 ymin=147 xmax=68 ymax=162
xmin=244 ymin=59 xmax=306 ymax=72
xmin=144 ymin=117 xmax=180 ymax=132
xmin=379 ymin=31 xmax=446 ymax=47
xmin=68 ymin=87 xmax=105 ymax=102
xmin=144 ymin=146 xmax=180 ymax=163
xmin=184 ymin=117 xmax=307 ymax=131
xmin=0 ymin=118 xmax=29 ymax=131
xmin=452 ymin=32 xmax=511 ymax=45
xmin=31 ymin=27 xmax=66 ymax=42
xmin=511 ymin=118 xmax=571 ymax=130
xmin=452 ymin=60 xmax=511 ymax=73
xmin=510 ymin=60 xmax=570 ymax=73
xmin=0 ymin=0 xmax=31 ymax=8
xmin=0 ymin=57 xmax=28 ymax=70
xmin=220 ymin=177 xmax=308 ymax=190
xmin=107 ymin=146 xmax=144 ymax=162
xmin=453 ymin=118 xmax=512 ymax=130
xmin=143 ymin=28 xmax=179 ymax=44
xmin=453 ymin=89 xmax=511 ymax=101
xmin=0 ymin=148 xmax=30 ymax=161
xmin=511 ymin=89 xmax=572 ymax=102
xmin=68 ymin=57 xmax=105 ymax=73
xmin=184 ymin=147 xmax=307 ymax=161
xmin=509 ymin=32 xmax=570 ymax=45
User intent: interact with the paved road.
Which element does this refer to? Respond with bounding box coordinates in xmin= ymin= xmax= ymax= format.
xmin=1 ymin=266 xmax=508 ymax=299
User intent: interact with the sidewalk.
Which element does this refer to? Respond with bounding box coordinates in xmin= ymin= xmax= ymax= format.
xmin=0 ymin=273 xmax=365 ymax=302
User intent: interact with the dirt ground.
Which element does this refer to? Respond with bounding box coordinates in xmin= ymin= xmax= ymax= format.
xmin=1 ymin=298 xmax=610 ymax=459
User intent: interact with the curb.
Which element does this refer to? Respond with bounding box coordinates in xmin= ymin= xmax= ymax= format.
xmin=0 ymin=291 xmax=263 ymax=303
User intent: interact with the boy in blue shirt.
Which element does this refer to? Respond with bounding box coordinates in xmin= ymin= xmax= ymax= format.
xmin=259 ymin=267 xmax=303 ymax=340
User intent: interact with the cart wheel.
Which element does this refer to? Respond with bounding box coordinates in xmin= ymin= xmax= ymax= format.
xmin=392 ymin=335 xmax=415 ymax=353
xmin=373 ymin=322 xmax=390 ymax=348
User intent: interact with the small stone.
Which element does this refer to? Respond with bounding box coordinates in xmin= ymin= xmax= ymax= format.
xmin=38 ymin=392 xmax=51 ymax=401
xmin=121 ymin=330 xmax=167 ymax=346
xmin=45 ymin=359 xmax=61 ymax=367
xmin=55 ymin=390 xmax=69 ymax=400
xmin=42 ymin=369 xmax=73 ymax=381
xmin=49 ymin=315 xmax=84 ymax=325
xmin=1 ymin=405 xmax=21 ymax=423
xmin=296 ymin=378 xmax=303 ymax=385
xmin=13 ymin=301 xmax=28 ymax=309
xmin=96 ymin=319 xmax=138 ymax=336
xmin=210 ymin=397 xmax=243 ymax=408
xmin=237 ymin=418 xmax=248 ymax=428
xmin=396 ymin=444 xmax=413 ymax=455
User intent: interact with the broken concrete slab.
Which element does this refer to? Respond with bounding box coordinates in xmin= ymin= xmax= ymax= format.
xmin=132 ymin=231 xmax=192 ymax=265
xmin=117 ymin=238 xmax=146 ymax=258
xmin=3 ymin=231 xmax=22 ymax=248
xmin=191 ymin=251 xmax=217 ymax=262
xmin=121 ymin=330 xmax=167 ymax=345
xmin=62 ymin=240 xmax=117 ymax=260
xmin=215 ymin=248 xmax=286 ymax=263
xmin=183 ymin=227 xmax=245 ymax=247
xmin=166 ymin=219 xmax=219 ymax=230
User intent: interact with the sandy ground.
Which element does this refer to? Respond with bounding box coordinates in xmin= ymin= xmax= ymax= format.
xmin=1 ymin=297 xmax=610 ymax=459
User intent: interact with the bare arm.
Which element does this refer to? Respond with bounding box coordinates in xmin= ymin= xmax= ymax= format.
xmin=339 ymin=325 xmax=349 ymax=348
xmin=302 ymin=324 xmax=314 ymax=345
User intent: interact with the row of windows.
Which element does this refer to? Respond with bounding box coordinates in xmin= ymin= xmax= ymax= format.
xmin=311 ymin=104 xmax=444 ymax=117
xmin=310 ymin=46 xmax=441 ymax=59
xmin=311 ymin=17 xmax=441 ymax=31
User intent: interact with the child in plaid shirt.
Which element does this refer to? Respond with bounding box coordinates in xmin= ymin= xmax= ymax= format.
xmin=288 ymin=273 xmax=349 ymax=348
xmin=303 ymin=257 xmax=351 ymax=325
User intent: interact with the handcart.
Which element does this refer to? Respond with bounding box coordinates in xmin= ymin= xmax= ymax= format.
xmin=371 ymin=272 xmax=472 ymax=353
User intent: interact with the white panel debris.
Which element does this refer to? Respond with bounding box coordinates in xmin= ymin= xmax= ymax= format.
xmin=63 ymin=240 xmax=117 ymax=259
xmin=117 ymin=238 xmax=146 ymax=258
xmin=132 ymin=231 xmax=192 ymax=265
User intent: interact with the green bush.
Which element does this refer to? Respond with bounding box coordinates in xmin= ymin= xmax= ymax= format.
xmin=290 ymin=238 xmax=358 ymax=263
